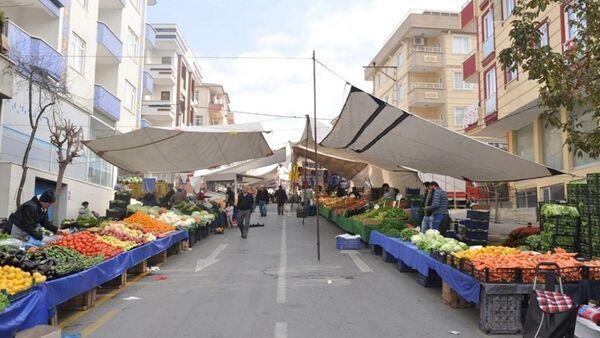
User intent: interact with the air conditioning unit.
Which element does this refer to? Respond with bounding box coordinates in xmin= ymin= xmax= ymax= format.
xmin=413 ymin=36 xmax=425 ymax=46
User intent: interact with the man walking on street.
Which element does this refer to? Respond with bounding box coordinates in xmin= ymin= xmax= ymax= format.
xmin=256 ymin=186 xmax=269 ymax=217
xmin=236 ymin=186 xmax=254 ymax=239
xmin=425 ymin=181 xmax=449 ymax=232
xmin=274 ymin=185 xmax=287 ymax=215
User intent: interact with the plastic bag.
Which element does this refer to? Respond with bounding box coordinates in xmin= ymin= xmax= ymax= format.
xmin=0 ymin=238 xmax=23 ymax=248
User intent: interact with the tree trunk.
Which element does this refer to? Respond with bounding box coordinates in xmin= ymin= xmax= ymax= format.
xmin=53 ymin=163 xmax=67 ymax=225
xmin=494 ymin=184 xmax=500 ymax=223
xmin=16 ymin=77 xmax=34 ymax=208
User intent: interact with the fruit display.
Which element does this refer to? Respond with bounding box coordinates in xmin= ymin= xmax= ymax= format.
xmin=54 ymin=231 xmax=123 ymax=259
xmin=0 ymin=247 xmax=57 ymax=280
xmin=452 ymin=246 xmax=521 ymax=260
xmin=124 ymin=212 xmax=176 ymax=235
xmin=0 ymin=265 xmax=36 ymax=295
xmin=100 ymin=222 xmax=150 ymax=244
xmin=410 ymin=230 xmax=468 ymax=254
xmin=99 ymin=236 xmax=137 ymax=251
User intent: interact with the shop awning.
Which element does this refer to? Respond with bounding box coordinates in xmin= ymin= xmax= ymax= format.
xmin=472 ymin=101 xmax=542 ymax=138
xmin=84 ymin=124 xmax=273 ymax=174
xmin=292 ymin=144 xmax=368 ymax=180
xmin=320 ymin=87 xmax=563 ymax=182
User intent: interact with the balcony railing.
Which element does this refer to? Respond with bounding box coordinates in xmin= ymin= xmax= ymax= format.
xmin=39 ymin=0 xmax=65 ymax=17
xmin=145 ymin=24 xmax=156 ymax=48
xmin=483 ymin=36 xmax=494 ymax=59
xmin=0 ymin=54 xmax=15 ymax=99
xmin=143 ymin=71 xmax=153 ymax=95
xmin=6 ymin=20 xmax=65 ymax=81
xmin=410 ymin=82 xmax=444 ymax=90
xmin=94 ymin=84 xmax=121 ymax=121
xmin=485 ymin=93 xmax=497 ymax=115
xmin=461 ymin=0 xmax=474 ymax=29
xmin=409 ymin=46 xmax=442 ymax=54
xmin=97 ymin=22 xmax=122 ymax=62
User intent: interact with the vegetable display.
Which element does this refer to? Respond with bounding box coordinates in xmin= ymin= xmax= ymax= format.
xmin=100 ymin=223 xmax=151 ymax=244
xmin=124 ymin=212 xmax=176 ymax=235
xmin=541 ymin=204 xmax=579 ymax=218
xmin=40 ymin=246 xmax=103 ymax=277
xmin=54 ymin=232 xmax=123 ymax=259
xmin=0 ymin=247 xmax=56 ymax=280
xmin=399 ymin=228 xmax=420 ymax=241
xmin=378 ymin=219 xmax=406 ymax=238
xmin=99 ymin=236 xmax=137 ymax=251
xmin=410 ymin=230 xmax=467 ymax=254
xmin=0 ymin=293 xmax=9 ymax=312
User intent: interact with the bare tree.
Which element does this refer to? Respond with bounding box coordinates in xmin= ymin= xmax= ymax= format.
xmin=47 ymin=112 xmax=83 ymax=223
xmin=12 ymin=51 xmax=68 ymax=207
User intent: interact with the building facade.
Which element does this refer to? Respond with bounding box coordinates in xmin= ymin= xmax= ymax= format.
xmin=365 ymin=10 xmax=479 ymax=131
xmin=193 ymin=83 xmax=232 ymax=126
xmin=461 ymin=0 xmax=600 ymax=206
xmin=142 ymin=23 xmax=202 ymax=127
xmin=0 ymin=0 xmax=155 ymax=220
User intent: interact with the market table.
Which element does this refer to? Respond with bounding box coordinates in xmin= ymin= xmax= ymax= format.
xmin=0 ymin=230 xmax=189 ymax=337
xmin=369 ymin=231 xmax=480 ymax=303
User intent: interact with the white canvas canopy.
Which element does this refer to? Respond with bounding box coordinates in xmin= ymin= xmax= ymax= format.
xmin=84 ymin=124 xmax=272 ymax=174
xmin=320 ymin=87 xmax=563 ymax=182
xmin=202 ymin=148 xmax=287 ymax=182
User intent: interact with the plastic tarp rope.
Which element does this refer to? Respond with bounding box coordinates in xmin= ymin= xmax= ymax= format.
xmin=84 ymin=124 xmax=273 ymax=173
xmin=320 ymin=87 xmax=563 ymax=182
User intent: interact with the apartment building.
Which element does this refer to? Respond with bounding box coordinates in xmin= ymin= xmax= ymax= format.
xmin=142 ymin=23 xmax=202 ymax=127
xmin=0 ymin=0 xmax=155 ymax=220
xmin=461 ymin=0 xmax=600 ymax=206
xmin=364 ymin=10 xmax=478 ymax=131
xmin=193 ymin=83 xmax=233 ymax=126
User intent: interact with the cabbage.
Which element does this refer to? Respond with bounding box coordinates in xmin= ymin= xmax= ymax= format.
xmin=425 ymin=229 xmax=440 ymax=237
xmin=411 ymin=234 xmax=424 ymax=245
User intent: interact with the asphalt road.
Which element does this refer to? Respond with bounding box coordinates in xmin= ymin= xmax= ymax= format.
xmin=62 ymin=205 xmax=505 ymax=338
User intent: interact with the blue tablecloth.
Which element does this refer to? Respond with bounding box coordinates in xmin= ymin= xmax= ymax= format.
xmin=0 ymin=230 xmax=188 ymax=337
xmin=369 ymin=231 xmax=480 ymax=304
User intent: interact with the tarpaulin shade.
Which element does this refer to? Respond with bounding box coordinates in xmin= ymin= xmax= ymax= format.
xmin=202 ymin=148 xmax=286 ymax=182
xmin=84 ymin=124 xmax=272 ymax=173
xmin=292 ymin=144 xmax=367 ymax=180
xmin=320 ymin=87 xmax=563 ymax=182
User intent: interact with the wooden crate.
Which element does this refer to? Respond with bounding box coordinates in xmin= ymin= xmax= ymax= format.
xmin=101 ymin=271 xmax=127 ymax=289
xmin=442 ymin=283 xmax=473 ymax=309
xmin=167 ymin=242 xmax=180 ymax=257
xmin=59 ymin=288 xmax=96 ymax=311
xmin=180 ymin=240 xmax=189 ymax=251
xmin=148 ymin=250 xmax=167 ymax=265
xmin=49 ymin=308 xmax=58 ymax=326
xmin=127 ymin=259 xmax=147 ymax=275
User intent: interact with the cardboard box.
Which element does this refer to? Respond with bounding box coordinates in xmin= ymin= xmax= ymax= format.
xmin=16 ymin=325 xmax=61 ymax=338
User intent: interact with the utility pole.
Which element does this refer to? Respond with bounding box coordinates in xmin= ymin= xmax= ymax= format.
xmin=313 ymin=50 xmax=320 ymax=261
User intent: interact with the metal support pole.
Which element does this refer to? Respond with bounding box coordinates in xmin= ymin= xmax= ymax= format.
xmin=302 ymin=116 xmax=309 ymax=227
xmin=313 ymin=50 xmax=320 ymax=261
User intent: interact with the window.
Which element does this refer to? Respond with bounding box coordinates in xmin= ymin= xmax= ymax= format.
xmin=564 ymin=8 xmax=580 ymax=42
xmin=541 ymin=118 xmax=564 ymax=170
xmin=505 ymin=64 xmax=517 ymax=83
xmin=515 ymin=123 xmax=535 ymax=161
xmin=541 ymin=184 xmax=566 ymax=202
xmin=452 ymin=36 xmax=471 ymax=54
xmin=454 ymin=107 xmax=466 ymax=126
xmin=161 ymin=57 xmax=172 ymax=65
xmin=516 ymin=188 xmax=537 ymax=208
xmin=396 ymin=84 xmax=404 ymax=100
xmin=194 ymin=115 xmax=203 ymax=126
xmin=127 ymin=28 xmax=139 ymax=63
xmin=484 ymin=67 xmax=497 ymax=115
xmin=539 ymin=22 xmax=549 ymax=47
xmin=572 ymin=106 xmax=599 ymax=167
xmin=483 ymin=10 xmax=495 ymax=57
xmin=453 ymin=71 xmax=473 ymax=90
xmin=124 ymin=80 xmax=136 ymax=112
xmin=397 ymin=51 xmax=403 ymax=66
xmin=161 ymin=91 xmax=171 ymax=101
xmin=77 ymin=0 xmax=88 ymax=9
xmin=502 ymin=0 xmax=515 ymax=20
xmin=68 ymin=32 xmax=86 ymax=74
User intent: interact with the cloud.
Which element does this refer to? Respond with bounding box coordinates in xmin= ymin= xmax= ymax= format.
xmin=257 ymin=32 xmax=297 ymax=47
xmin=199 ymin=0 xmax=464 ymax=147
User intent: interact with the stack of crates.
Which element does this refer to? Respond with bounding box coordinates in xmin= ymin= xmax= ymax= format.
xmin=463 ymin=210 xmax=490 ymax=245
xmin=539 ymin=200 xmax=580 ymax=253
xmin=569 ymin=174 xmax=600 ymax=259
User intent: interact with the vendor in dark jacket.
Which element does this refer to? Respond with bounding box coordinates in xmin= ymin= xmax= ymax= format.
xmin=7 ymin=190 xmax=66 ymax=241
xmin=236 ymin=187 xmax=254 ymax=239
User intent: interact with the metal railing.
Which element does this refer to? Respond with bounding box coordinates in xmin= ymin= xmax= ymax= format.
xmin=97 ymin=21 xmax=123 ymax=62
xmin=483 ymin=36 xmax=494 ymax=58
xmin=485 ymin=93 xmax=497 ymax=115
xmin=94 ymin=84 xmax=121 ymax=121
xmin=410 ymin=46 xmax=442 ymax=53
xmin=410 ymin=82 xmax=444 ymax=90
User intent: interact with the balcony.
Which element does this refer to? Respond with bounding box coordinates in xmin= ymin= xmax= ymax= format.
xmin=461 ymin=0 xmax=475 ymax=30
xmin=0 ymin=54 xmax=15 ymax=99
xmin=142 ymin=71 xmax=154 ymax=95
xmin=96 ymin=22 xmax=122 ymax=64
xmin=142 ymin=100 xmax=176 ymax=126
xmin=144 ymin=63 xmax=176 ymax=85
xmin=5 ymin=20 xmax=65 ymax=81
xmin=483 ymin=36 xmax=495 ymax=60
xmin=8 ymin=0 xmax=65 ymax=17
xmin=145 ymin=24 xmax=156 ymax=48
xmin=408 ymin=46 xmax=443 ymax=72
xmin=485 ymin=93 xmax=497 ymax=116
xmin=99 ymin=0 xmax=126 ymax=9
xmin=94 ymin=84 xmax=121 ymax=121
xmin=408 ymin=82 xmax=446 ymax=107
xmin=462 ymin=53 xmax=478 ymax=83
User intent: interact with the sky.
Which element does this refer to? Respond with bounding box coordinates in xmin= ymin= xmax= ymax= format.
xmin=148 ymin=0 xmax=464 ymax=148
